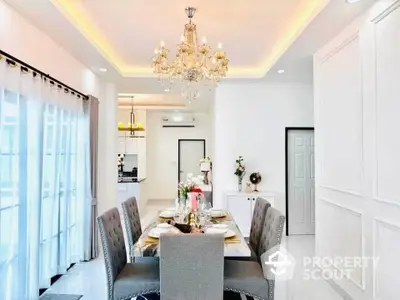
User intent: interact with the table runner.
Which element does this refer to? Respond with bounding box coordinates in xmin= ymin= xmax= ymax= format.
xmin=132 ymin=212 xmax=251 ymax=257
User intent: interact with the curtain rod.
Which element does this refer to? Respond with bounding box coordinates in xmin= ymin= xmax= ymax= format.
xmin=0 ymin=49 xmax=88 ymax=100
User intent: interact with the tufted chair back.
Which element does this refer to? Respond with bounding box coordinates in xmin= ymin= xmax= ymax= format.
xmin=257 ymin=207 xmax=285 ymax=299
xmin=121 ymin=197 xmax=142 ymax=257
xmin=160 ymin=234 xmax=224 ymax=300
xmin=97 ymin=208 xmax=127 ymax=300
xmin=249 ymin=197 xmax=271 ymax=253
xmin=257 ymin=207 xmax=285 ymax=259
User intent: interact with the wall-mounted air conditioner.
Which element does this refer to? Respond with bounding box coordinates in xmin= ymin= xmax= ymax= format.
xmin=161 ymin=114 xmax=196 ymax=128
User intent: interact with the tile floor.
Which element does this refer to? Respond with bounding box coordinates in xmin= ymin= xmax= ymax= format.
xmin=45 ymin=200 xmax=343 ymax=300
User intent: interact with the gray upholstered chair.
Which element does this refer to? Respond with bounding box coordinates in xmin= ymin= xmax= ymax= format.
xmin=160 ymin=234 xmax=224 ymax=300
xmin=121 ymin=197 xmax=142 ymax=261
xmin=248 ymin=197 xmax=271 ymax=253
xmin=228 ymin=197 xmax=271 ymax=262
xmin=224 ymin=207 xmax=285 ymax=300
xmin=97 ymin=207 xmax=160 ymax=300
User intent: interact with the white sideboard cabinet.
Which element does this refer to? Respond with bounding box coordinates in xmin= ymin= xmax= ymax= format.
xmin=223 ymin=191 xmax=275 ymax=237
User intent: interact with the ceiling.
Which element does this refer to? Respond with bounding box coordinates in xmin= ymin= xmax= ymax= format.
xmin=5 ymin=0 xmax=329 ymax=78
xmin=4 ymin=0 xmax=374 ymax=110
xmin=266 ymin=0 xmax=375 ymax=82
xmin=118 ymin=88 xmax=214 ymax=112
xmin=50 ymin=0 xmax=329 ymax=78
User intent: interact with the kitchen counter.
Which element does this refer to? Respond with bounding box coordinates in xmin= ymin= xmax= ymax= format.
xmin=118 ymin=177 xmax=146 ymax=183
xmin=118 ymin=178 xmax=146 ymax=215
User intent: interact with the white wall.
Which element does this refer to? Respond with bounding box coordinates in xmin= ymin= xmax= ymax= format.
xmin=146 ymin=111 xmax=212 ymax=201
xmin=314 ymin=1 xmax=400 ymax=299
xmin=213 ymin=81 xmax=314 ymax=214
xmin=0 ymin=1 xmax=118 ymax=216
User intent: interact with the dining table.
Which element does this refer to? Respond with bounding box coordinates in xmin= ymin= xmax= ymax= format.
xmin=131 ymin=210 xmax=252 ymax=258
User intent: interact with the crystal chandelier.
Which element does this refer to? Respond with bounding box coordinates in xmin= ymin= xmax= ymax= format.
xmin=152 ymin=7 xmax=229 ymax=101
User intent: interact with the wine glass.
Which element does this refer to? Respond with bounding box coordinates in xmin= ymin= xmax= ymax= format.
xmin=198 ymin=210 xmax=207 ymax=228
xmin=174 ymin=205 xmax=184 ymax=224
xmin=204 ymin=202 xmax=212 ymax=223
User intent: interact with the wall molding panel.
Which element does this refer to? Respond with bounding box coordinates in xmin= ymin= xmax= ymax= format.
xmin=317 ymin=32 xmax=360 ymax=65
xmin=371 ymin=0 xmax=400 ymax=24
xmin=314 ymin=1 xmax=400 ymax=299
xmin=318 ymin=198 xmax=365 ymax=289
xmin=320 ymin=185 xmax=363 ymax=198
xmin=372 ymin=218 xmax=400 ymax=300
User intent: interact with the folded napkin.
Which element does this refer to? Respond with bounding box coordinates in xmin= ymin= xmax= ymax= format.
xmin=141 ymin=243 xmax=158 ymax=257
xmin=224 ymin=236 xmax=241 ymax=244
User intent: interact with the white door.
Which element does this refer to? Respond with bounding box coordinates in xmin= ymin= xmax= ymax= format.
xmin=179 ymin=140 xmax=205 ymax=182
xmin=288 ymin=129 xmax=315 ymax=235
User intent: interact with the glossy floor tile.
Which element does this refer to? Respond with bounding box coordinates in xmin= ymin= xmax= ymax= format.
xmin=45 ymin=203 xmax=343 ymax=300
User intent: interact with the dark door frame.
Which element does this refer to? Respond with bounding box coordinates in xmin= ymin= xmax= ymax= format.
xmin=178 ymin=139 xmax=206 ymax=183
xmin=285 ymin=127 xmax=314 ymax=236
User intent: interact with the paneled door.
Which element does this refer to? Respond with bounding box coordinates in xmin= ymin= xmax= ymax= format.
xmin=287 ymin=129 xmax=315 ymax=235
xmin=178 ymin=139 xmax=205 ymax=183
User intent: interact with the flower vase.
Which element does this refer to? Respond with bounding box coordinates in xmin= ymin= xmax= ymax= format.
xmin=177 ymin=196 xmax=187 ymax=209
xmin=187 ymin=192 xmax=200 ymax=211
xmin=238 ymin=177 xmax=243 ymax=192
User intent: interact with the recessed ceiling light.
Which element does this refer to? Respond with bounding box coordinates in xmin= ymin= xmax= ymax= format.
xmin=277 ymin=69 xmax=285 ymax=74
xmin=346 ymin=0 xmax=363 ymax=3
xmin=99 ymin=68 xmax=107 ymax=72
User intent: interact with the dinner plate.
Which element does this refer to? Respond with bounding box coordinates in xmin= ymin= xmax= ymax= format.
xmin=157 ymin=223 xmax=173 ymax=229
xmin=206 ymin=227 xmax=228 ymax=234
xmin=210 ymin=210 xmax=227 ymax=218
xmin=159 ymin=210 xmax=175 ymax=218
xmin=148 ymin=227 xmax=179 ymax=239
xmin=206 ymin=228 xmax=235 ymax=239
xmin=212 ymin=224 xmax=228 ymax=230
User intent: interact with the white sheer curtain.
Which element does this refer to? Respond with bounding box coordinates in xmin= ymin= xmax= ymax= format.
xmin=0 ymin=57 xmax=92 ymax=299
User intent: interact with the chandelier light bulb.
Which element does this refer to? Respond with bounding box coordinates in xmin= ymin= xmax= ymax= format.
xmin=154 ymin=48 xmax=159 ymax=54
xmin=201 ymin=36 xmax=207 ymax=44
xmin=180 ymin=35 xmax=185 ymax=43
xmin=160 ymin=40 xmax=165 ymax=47
xmin=217 ymin=42 xmax=223 ymax=50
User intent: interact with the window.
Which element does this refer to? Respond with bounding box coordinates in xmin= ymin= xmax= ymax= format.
xmin=0 ymin=84 xmax=90 ymax=299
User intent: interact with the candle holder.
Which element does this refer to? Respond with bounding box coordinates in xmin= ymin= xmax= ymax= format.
xmin=188 ymin=209 xmax=197 ymax=227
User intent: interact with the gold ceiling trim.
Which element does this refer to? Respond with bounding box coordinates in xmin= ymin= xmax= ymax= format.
xmin=51 ymin=0 xmax=329 ymax=78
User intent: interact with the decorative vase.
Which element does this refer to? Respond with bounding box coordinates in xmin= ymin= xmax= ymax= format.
xmin=187 ymin=192 xmax=200 ymax=210
xmin=238 ymin=177 xmax=243 ymax=192
xmin=177 ymin=196 xmax=187 ymax=208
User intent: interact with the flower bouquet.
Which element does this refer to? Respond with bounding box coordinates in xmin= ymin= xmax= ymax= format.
xmin=178 ymin=180 xmax=198 ymax=199
xmin=178 ymin=181 xmax=203 ymax=210
xmin=234 ymin=156 xmax=246 ymax=192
